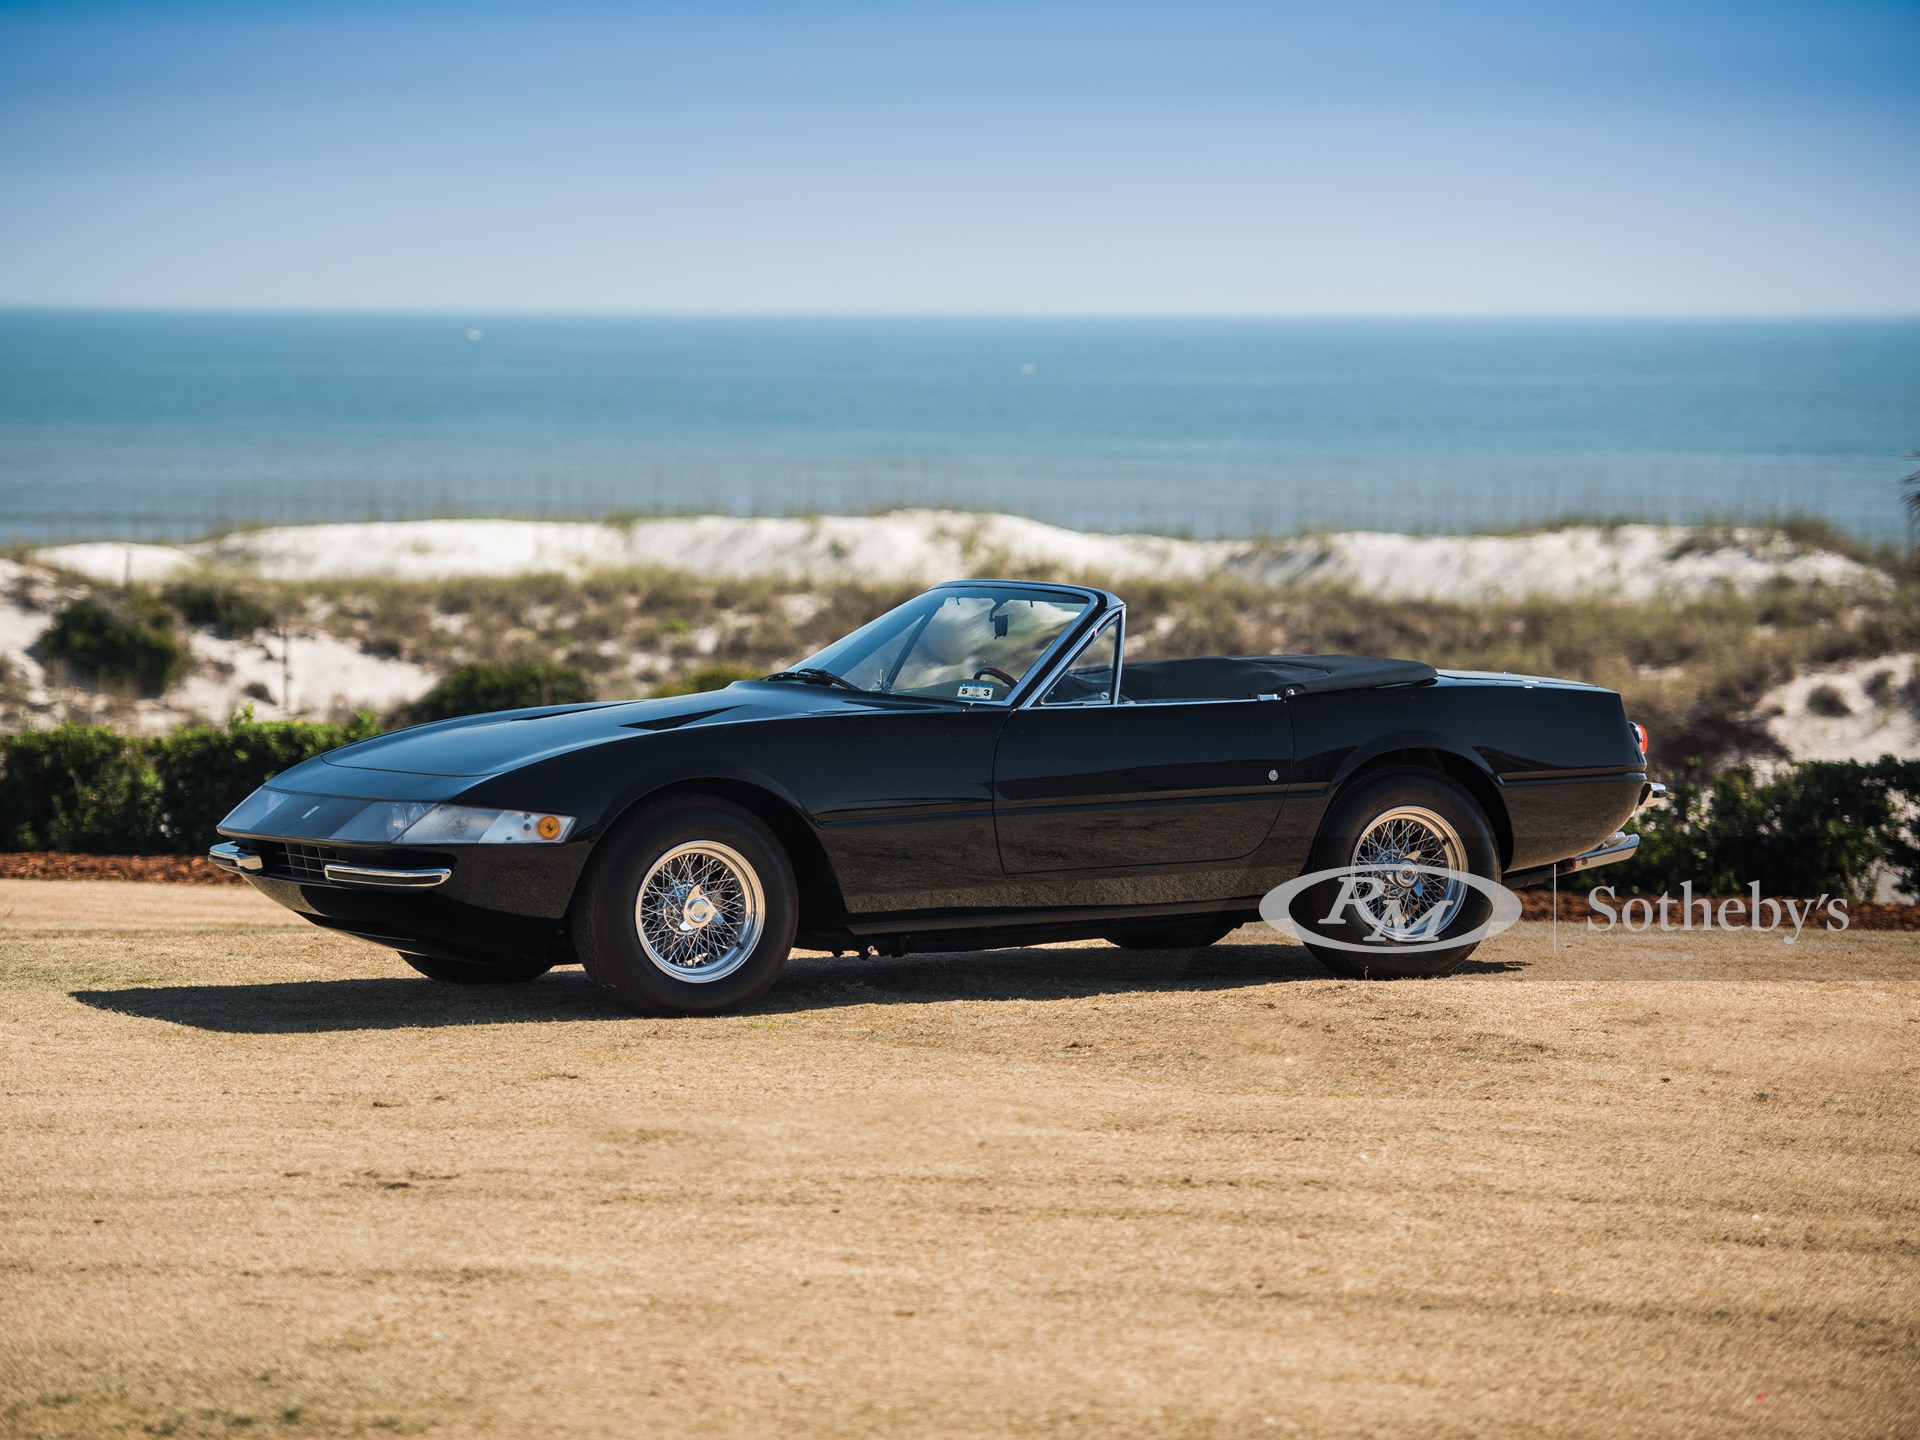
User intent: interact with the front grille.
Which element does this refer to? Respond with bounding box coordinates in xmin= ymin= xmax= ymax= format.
xmin=259 ymin=841 xmax=338 ymax=882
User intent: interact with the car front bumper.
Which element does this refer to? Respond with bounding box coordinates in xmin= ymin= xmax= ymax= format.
xmin=209 ymin=835 xmax=589 ymax=965
xmin=211 ymin=840 xmax=450 ymax=889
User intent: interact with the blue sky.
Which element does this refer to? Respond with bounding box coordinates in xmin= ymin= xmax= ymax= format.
xmin=1 ymin=0 xmax=1914 ymax=314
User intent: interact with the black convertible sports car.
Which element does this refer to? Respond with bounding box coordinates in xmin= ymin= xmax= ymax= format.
xmin=212 ymin=580 xmax=1657 ymax=1014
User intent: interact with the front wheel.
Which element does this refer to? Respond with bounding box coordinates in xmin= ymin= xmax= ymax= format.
xmin=398 ymin=953 xmax=554 ymax=984
xmin=572 ymin=796 xmax=797 ymax=1016
xmin=1295 ymin=767 xmax=1502 ymax=979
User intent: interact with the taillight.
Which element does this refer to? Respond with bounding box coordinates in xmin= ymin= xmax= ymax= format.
xmin=1630 ymin=721 xmax=1649 ymax=756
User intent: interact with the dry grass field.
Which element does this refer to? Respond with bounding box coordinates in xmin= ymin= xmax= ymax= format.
xmin=2 ymin=879 xmax=1917 ymax=1439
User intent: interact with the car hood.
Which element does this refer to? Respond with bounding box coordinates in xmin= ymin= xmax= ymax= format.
xmin=317 ymin=682 xmax=891 ymax=779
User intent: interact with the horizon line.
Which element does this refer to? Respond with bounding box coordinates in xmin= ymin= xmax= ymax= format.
xmin=3 ymin=304 xmax=1919 ymax=324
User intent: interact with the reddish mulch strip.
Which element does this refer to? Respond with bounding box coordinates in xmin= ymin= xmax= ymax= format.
xmin=1515 ymin=890 xmax=1919 ymax=932
xmin=0 ymin=853 xmax=246 ymax=885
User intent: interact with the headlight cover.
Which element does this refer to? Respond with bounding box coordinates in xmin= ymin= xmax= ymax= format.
xmin=387 ymin=804 xmax=576 ymax=846
xmin=221 ymin=788 xmax=575 ymax=846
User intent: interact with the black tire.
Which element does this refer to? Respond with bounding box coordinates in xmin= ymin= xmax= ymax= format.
xmin=398 ymin=953 xmax=554 ymax=984
xmin=571 ymin=795 xmax=798 ymax=1017
xmin=1295 ymin=767 xmax=1501 ymax=979
xmin=1104 ymin=921 xmax=1238 ymax=951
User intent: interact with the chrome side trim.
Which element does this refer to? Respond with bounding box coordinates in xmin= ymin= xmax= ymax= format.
xmin=1127 ymin=695 xmax=1272 ymax=707
xmin=208 ymin=841 xmax=262 ymax=874
xmin=322 ymin=862 xmax=452 ymax=889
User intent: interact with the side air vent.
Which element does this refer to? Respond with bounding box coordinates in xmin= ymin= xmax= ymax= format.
xmin=623 ymin=707 xmax=734 ymax=733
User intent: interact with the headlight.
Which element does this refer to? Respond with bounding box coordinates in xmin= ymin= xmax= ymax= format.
xmin=390 ymin=804 xmax=575 ymax=846
xmin=221 ymin=788 xmax=575 ymax=845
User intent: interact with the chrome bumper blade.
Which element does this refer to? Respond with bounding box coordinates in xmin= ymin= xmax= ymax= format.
xmin=1557 ymin=831 xmax=1639 ymax=877
xmin=322 ymin=862 xmax=451 ymax=889
xmin=208 ymin=841 xmax=262 ymax=874
xmin=1504 ymin=831 xmax=1641 ymax=890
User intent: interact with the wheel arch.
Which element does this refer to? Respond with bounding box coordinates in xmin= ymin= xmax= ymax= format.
xmin=1326 ymin=744 xmax=1513 ymax=872
xmin=586 ymin=776 xmax=848 ymax=937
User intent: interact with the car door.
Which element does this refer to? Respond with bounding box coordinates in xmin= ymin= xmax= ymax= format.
xmin=798 ymin=706 xmax=1012 ymax=915
xmin=992 ymin=621 xmax=1293 ymax=873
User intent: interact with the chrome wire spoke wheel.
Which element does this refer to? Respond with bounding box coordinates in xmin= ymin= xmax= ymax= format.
xmin=634 ymin=841 xmax=765 ymax=983
xmin=1348 ymin=804 xmax=1468 ymax=943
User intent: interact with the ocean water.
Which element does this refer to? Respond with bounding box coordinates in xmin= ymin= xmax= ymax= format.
xmin=1 ymin=313 xmax=1915 ymax=544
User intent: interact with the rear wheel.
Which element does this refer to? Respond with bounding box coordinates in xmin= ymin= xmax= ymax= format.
xmin=1104 ymin=921 xmax=1237 ymax=950
xmin=398 ymin=953 xmax=554 ymax=984
xmin=1295 ymin=767 xmax=1501 ymax=979
xmin=572 ymin=796 xmax=797 ymax=1016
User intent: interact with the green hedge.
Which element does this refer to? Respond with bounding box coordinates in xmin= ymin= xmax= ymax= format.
xmin=0 ymin=724 xmax=160 ymax=853
xmin=1572 ymin=758 xmax=1920 ymax=900
xmin=0 ymin=711 xmax=377 ymax=855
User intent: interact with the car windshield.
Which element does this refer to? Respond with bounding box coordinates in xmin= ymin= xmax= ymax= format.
xmin=787 ymin=585 xmax=1094 ymax=702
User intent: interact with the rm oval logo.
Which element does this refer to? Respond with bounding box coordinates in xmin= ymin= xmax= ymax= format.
xmin=1260 ymin=863 xmax=1523 ymax=955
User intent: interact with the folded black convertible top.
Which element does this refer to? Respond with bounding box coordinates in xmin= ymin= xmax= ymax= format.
xmin=1119 ymin=654 xmax=1437 ymax=703
xmin=1240 ymin=654 xmax=1439 ymax=694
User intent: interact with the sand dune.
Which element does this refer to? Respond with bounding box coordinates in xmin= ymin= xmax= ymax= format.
xmin=0 ymin=557 xmax=435 ymax=733
xmin=1757 ymin=653 xmax=1920 ymax=764
xmin=35 ymin=510 xmax=1887 ymax=601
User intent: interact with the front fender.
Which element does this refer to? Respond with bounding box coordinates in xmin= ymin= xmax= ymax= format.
xmin=458 ymin=733 xmax=817 ymax=843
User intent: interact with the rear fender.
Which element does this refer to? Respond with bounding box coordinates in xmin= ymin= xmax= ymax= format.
xmin=1323 ymin=732 xmax=1514 ymax=870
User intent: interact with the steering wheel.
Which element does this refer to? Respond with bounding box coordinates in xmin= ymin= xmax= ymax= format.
xmin=973 ymin=665 xmax=1018 ymax=688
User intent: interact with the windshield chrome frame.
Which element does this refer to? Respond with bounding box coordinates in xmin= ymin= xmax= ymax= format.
xmin=783 ymin=580 xmax=1121 ymax=709
xmin=990 ymin=581 xmax=1124 ymax=710
xmin=927 ymin=580 xmax=1120 ymax=709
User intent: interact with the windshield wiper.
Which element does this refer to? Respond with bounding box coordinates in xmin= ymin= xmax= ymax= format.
xmin=762 ymin=667 xmax=863 ymax=692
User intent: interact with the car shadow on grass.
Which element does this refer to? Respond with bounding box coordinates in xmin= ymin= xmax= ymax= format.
xmin=61 ymin=939 xmax=1516 ymax=1034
